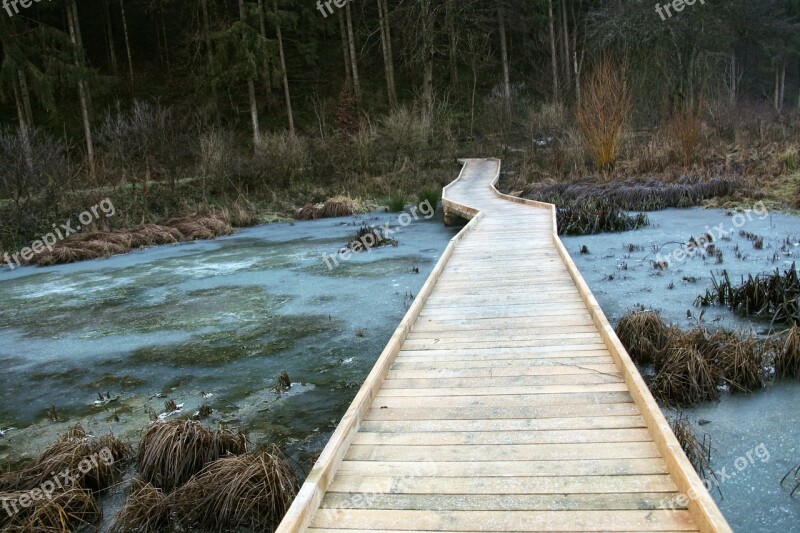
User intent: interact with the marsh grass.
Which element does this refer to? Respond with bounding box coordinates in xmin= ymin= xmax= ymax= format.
xmin=696 ymin=264 xmax=800 ymax=324
xmin=169 ymin=447 xmax=297 ymax=531
xmin=776 ymin=323 xmax=800 ymax=379
xmin=669 ymin=413 xmax=717 ymax=484
xmin=0 ymin=487 xmax=100 ymax=533
xmin=617 ymin=310 xmax=775 ymax=405
xmin=615 ymin=310 xmax=670 ymax=365
xmin=416 ymin=188 xmax=441 ymax=210
xmin=557 ymin=202 xmax=649 ymax=235
xmin=137 ymin=420 xmax=248 ymax=492
xmin=29 ymin=214 xmax=235 ymax=267
xmin=525 ymin=176 xmax=740 ymax=212
xmin=0 ymin=425 xmax=130 ymax=493
xmin=384 ymin=192 xmax=407 ymax=212
xmin=108 ymin=478 xmax=171 ymax=533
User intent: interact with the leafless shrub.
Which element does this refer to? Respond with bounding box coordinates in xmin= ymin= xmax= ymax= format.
xmin=576 ymin=57 xmax=633 ymax=170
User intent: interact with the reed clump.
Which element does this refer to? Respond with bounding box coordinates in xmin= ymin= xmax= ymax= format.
xmin=616 ymin=310 xmax=773 ymax=405
xmin=137 ymin=420 xmax=248 ymax=492
xmin=669 ymin=413 xmax=715 ymax=481
xmin=0 ymin=425 xmax=131 ymax=493
xmin=0 ymin=487 xmax=100 ymax=533
xmin=29 ymin=214 xmax=236 ymax=267
xmin=524 ymin=176 xmax=740 ymax=212
xmin=319 ymin=196 xmax=355 ymax=218
xmin=169 ymin=447 xmax=298 ymax=531
xmin=615 ymin=310 xmax=670 ymax=365
xmin=107 ymin=478 xmax=171 ymax=533
xmin=557 ymin=201 xmax=649 ymax=236
xmin=696 ymin=264 xmax=800 ymax=324
xmin=776 ymin=324 xmax=800 ymax=379
xmin=651 ymin=343 xmax=719 ymax=405
xmin=295 ymin=204 xmax=321 ymax=221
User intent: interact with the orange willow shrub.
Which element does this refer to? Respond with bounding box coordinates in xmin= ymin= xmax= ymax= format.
xmin=669 ymin=104 xmax=703 ymax=166
xmin=576 ymin=58 xmax=632 ymax=170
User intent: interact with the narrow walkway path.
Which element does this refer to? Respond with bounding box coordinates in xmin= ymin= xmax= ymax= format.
xmin=278 ymin=159 xmax=730 ymax=532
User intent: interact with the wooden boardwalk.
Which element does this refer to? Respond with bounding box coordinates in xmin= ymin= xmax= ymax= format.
xmin=277 ymin=159 xmax=731 ymax=532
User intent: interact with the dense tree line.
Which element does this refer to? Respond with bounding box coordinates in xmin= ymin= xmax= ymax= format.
xmin=2 ymin=1 xmax=798 ymax=148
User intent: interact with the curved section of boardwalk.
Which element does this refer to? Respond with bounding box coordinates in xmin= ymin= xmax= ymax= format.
xmin=278 ymin=159 xmax=731 ymax=532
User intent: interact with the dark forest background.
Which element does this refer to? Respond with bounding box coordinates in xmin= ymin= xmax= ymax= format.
xmin=1 ymin=0 xmax=800 ymax=252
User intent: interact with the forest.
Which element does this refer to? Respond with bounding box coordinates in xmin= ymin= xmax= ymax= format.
xmin=1 ymin=0 xmax=799 ymax=257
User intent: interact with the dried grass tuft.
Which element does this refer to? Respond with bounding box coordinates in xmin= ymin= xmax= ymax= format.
xmin=295 ymin=204 xmax=321 ymax=221
xmin=651 ymin=343 xmax=719 ymax=406
xmin=0 ymin=487 xmax=100 ymax=533
xmin=319 ymin=196 xmax=355 ymax=218
xmin=169 ymin=446 xmax=298 ymax=531
xmin=107 ymin=478 xmax=171 ymax=533
xmin=137 ymin=420 xmax=247 ymax=491
xmin=0 ymin=425 xmax=129 ymax=493
xmin=615 ymin=310 xmax=670 ymax=365
xmin=776 ymin=323 xmax=800 ymax=379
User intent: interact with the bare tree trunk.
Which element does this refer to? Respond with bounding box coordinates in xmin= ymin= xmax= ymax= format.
xmin=66 ymin=0 xmax=95 ymax=176
xmin=201 ymin=0 xmax=212 ymax=66
xmin=471 ymin=58 xmax=478 ymax=138
xmin=774 ymin=62 xmax=781 ymax=111
xmin=104 ymin=0 xmax=118 ymax=74
xmin=239 ymin=0 xmax=260 ymax=148
xmin=345 ymin=1 xmax=361 ymax=102
xmin=274 ymin=0 xmax=295 ymax=134
xmin=572 ymin=0 xmax=580 ymax=102
xmin=498 ymin=3 xmax=511 ymax=115
xmin=382 ymin=0 xmax=397 ymax=107
xmin=561 ymin=0 xmax=571 ymax=97
xmin=160 ymin=0 xmax=171 ymax=75
xmin=257 ymin=0 xmax=275 ymax=106
xmin=338 ymin=9 xmax=352 ymax=86
xmin=377 ymin=0 xmax=397 ymax=108
xmin=548 ymin=0 xmax=559 ymax=102
xmin=446 ymin=0 xmax=458 ymax=93
xmin=17 ymin=70 xmax=33 ymax=127
xmin=120 ymin=0 xmax=134 ymax=83
xmin=12 ymin=77 xmax=32 ymax=170
xmin=420 ymin=0 xmax=434 ymax=124
xmin=779 ymin=59 xmax=786 ymax=111
xmin=729 ymin=51 xmax=737 ymax=104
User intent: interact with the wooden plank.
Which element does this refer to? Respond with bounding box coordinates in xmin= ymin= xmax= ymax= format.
xmin=382 ymin=373 xmax=622 ymax=388
xmin=310 ymin=509 xmax=698 ymax=531
xmin=387 ymin=363 xmax=621 ymax=379
xmin=335 ymin=457 xmax=668 ymax=478
xmin=327 ymin=474 xmax=678 ymax=495
xmin=351 ymin=428 xmax=652 ymax=445
xmin=359 ymin=415 xmax=646 ymax=433
xmin=364 ymin=403 xmax=639 ymax=421
xmin=376 ymin=383 xmax=629 ymax=397
xmin=372 ymin=391 xmax=633 ymax=409
xmin=390 ymin=356 xmax=614 ymax=370
xmin=345 ymin=442 xmax=661 ymax=462
xmin=320 ymin=491 xmax=684 ymax=511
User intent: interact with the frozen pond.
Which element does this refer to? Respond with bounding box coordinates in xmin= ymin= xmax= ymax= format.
xmin=0 ymin=209 xmax=458 ymax=463
xmin=563 ymin=206 xmax=800 ymax=531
